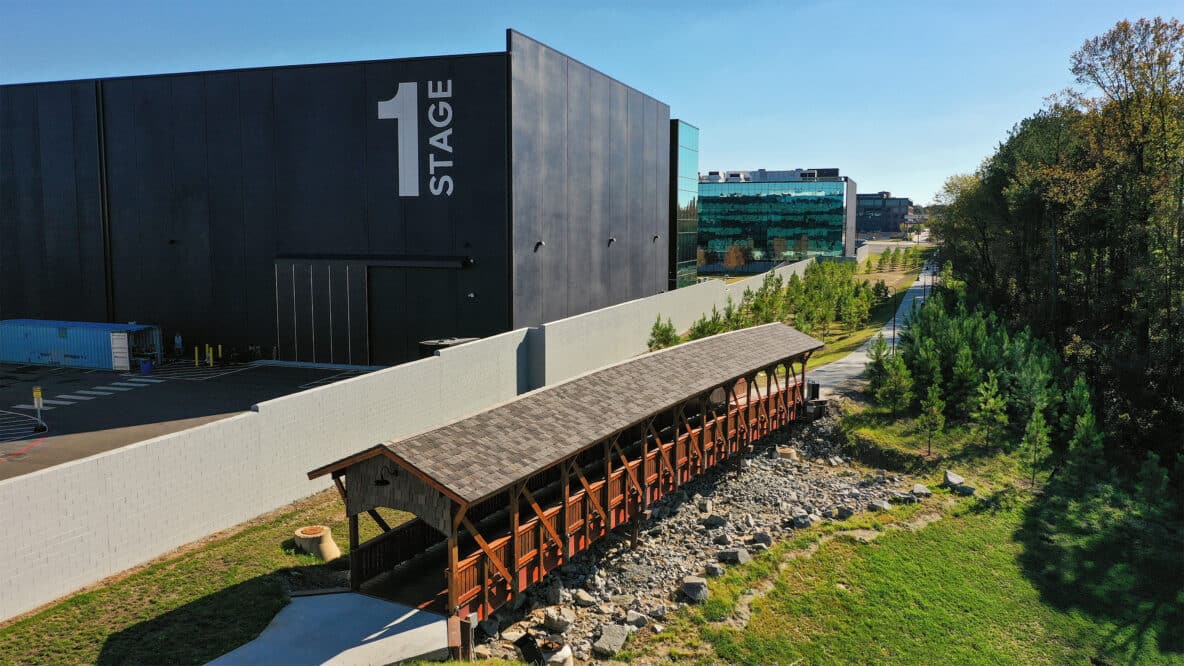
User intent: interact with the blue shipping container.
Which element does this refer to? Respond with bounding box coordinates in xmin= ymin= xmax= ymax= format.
xmin=0 ymin=320 xmax=162 ymax=370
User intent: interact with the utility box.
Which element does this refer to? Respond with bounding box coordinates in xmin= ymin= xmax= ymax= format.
xmin=0 ymin=320 xmax=163 ymax=370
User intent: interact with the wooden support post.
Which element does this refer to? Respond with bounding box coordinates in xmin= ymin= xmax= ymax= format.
xmin=348 ymin=514 xmax=359 ymax=590
xmin=447 ymin=529 xmax=458 ymax=612
xmin=481 ymin=557 xmax=489 ymax=619
xmin=603 ymin=441 xmax=612 ymax=531
xmin=510 ymin=484 xmax=520 ymax=596
xmin=448 ymin=504 xmax=468 ymax=616
xmin=561 ymin=462 xmax=570 ymax=560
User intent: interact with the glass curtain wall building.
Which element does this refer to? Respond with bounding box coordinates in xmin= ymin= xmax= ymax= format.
xmin=669 ymin=121 xmax=700 ymax=288
xmin=856 ymin=192 xmax=914 ymax=233
xmin=697 ymin=173 xmax=856 ymax=275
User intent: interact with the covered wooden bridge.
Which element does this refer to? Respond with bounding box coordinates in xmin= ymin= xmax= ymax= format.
xmin=308 ymin=323 xmax=822 ymax=638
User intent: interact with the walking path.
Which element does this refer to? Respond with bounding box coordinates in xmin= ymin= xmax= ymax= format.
xmin=207 ymin=593 xmax=448 ymax=665
xmin=808 ymin=262 xmax=937 ymax=397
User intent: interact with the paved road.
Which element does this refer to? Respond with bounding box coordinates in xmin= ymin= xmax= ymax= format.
xmin=809 ymin=262 xmax=938 ymax=397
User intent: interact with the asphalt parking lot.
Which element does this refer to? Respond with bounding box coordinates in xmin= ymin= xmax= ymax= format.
xmin=0 ymin=360 xmax=373 ymax=481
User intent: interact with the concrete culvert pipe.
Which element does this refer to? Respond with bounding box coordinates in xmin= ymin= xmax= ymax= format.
xmin=294 ymin=525 xmax=341 ymax=562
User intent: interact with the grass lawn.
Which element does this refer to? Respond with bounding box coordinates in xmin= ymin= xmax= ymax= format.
xmin=0 ymin=490 xmax=409 ymax=665
xmin=624 ymin=406 xmax=1183 ymax=665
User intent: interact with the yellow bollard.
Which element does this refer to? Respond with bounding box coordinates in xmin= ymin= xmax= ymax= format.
xmin=218 ymin=344 xmax=222 ymax=360
xmin=194 ymin=346 xmax=199 ymax=368
xmin=207 ymin=345 xmax=214 ymax=368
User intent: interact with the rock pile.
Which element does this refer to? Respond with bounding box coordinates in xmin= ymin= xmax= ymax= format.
xmin=472 ymin=414 xmax=919 ymax=662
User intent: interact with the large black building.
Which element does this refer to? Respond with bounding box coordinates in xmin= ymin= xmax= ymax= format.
xmin=0 ymin=31 xmax=672 ymax=364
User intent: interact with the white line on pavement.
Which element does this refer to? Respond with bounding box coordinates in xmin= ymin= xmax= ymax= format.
xmin=108 ymin=382 xmax=144 ymax=388
xmin=12 ymin=404 xmax=53 ymax=411
xmin=39 ymin=399 xmax=75 ymax=406
xmin=76 ymin=389 xmax=115 ymax=396
xmin=55 ymin=394 xmax=94 ymax=400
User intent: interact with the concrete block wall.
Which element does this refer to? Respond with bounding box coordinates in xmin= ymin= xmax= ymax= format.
xmin=0 ymin=261 xmax=815 ymax=623
xmin=536 ymin=259 xmax=813 ymax=384
xmin=0 ymin=329 xmax=532 ymax=622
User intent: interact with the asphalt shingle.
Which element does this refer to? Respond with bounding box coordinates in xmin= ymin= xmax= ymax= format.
xmin=384 ymin=323 xmax=822 ymax=504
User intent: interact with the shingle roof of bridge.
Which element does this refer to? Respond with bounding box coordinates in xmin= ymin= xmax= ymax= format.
xmin=321 ymin=323 xmax=821 ymax=504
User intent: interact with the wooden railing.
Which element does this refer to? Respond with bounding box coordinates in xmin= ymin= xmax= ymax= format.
xmin=350 ymin=517 xmax=442 ymax=589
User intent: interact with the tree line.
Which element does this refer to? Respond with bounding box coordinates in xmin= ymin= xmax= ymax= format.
xmin=866 ymin=274 xmax=1125 ymax=486
xmin=648 ymin=257 xmax=914 ymax=352
xmin=931 ymin=18 xmax=1183 ymax=468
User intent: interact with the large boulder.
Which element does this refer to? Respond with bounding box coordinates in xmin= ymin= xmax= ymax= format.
xmin=625 ymin=609 xmax=649 ymax=628
xmin=912 ymin=483 xmax=932 ymax=498
xmin=943 ymin=470 xmax=965 ymax=487
xmin=572 ymin=589 xmax=597 ymax=607
xmin=543 ymin=608 xmax=575 ymax=633
xmin=868 ymin=499 xmax=892 ymax=512
xmin=592 ymin=624 xmax=631 ymax=658
xmin=718 ymin=548 xmax=752 ymax=565
xmin=682 ymin=576 xmax=709 ymax=602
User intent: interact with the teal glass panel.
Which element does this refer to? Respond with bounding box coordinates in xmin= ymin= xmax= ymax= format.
xmin=697 ymin=179 xmax=849 ymax=275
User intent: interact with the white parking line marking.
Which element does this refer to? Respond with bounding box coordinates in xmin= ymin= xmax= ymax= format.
xmin=126 ymin=378 xmax=164 ymax=383
xmin=108 ymin=382 xmax=144 ymax=388
xmin=56 ymin=394 xmax=94 ymax=400
xmin=98 ymin=385 xmax=134 ymax=391
xmin=12 ymin=404 xmax=53 ymax=411
xmin=40 ymin=399 xmax=75 ymax=406
xmin=76 ymin=389 xmax=115 ymax=396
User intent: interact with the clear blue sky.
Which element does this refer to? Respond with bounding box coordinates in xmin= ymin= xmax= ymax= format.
xmin=1 ymin=0 xmax=1178 ymax=203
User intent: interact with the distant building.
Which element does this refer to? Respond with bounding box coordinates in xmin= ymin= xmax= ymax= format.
xmin=697 ymin=168 xmax=857 ymax=275
xmin=669 ymin=121 xmax=700 ymax=289
xmin=856 ymin=192 xmax=914 ymax=233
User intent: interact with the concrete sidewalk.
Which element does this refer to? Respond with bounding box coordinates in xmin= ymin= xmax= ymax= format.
xmin=207 ymin=593 xmax=448 ymax=666
xmin=808 ymin=263 xmax=937 ymax=397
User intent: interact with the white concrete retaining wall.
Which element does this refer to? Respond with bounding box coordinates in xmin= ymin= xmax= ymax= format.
xmin=0 ymin=328 xmax=531 ymax=622
xmin=0 ymin=261 xmax=814 ymax=623
xmin=536 ymin=259 xmax=813 ymax=384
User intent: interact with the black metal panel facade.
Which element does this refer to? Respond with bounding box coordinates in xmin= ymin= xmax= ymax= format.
xmin=507 ymin=31 xmax=670 ymax=328
xmin=2 ymin=53 xmax=510 ymax=364
xmin=0 ymin=82 xmax=107 ymax=322
xmin=4 ymin=32 xmax=674 ymax=365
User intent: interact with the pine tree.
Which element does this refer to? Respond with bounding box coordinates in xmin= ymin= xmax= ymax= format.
xmin=918 ymin=382 xmax=946 ymax=456
xmin=864 ymin=257 xmax=875 ymax=274
xmin=1065 ymin=409 xmax=1106 ymax=484
xmin=866 ymin=333 xmax=890 ymax=392
xmin=876 ymin=252 xmax=890 ymax=272
xmin=1058 ymin=374 xmax=1091 ymax=446
xmin=1021 ymin=408 xmax=1052 ymax=488
xmin=647 ymin=316 xmax=678 ymax=351
xmin=971 ymin=371 xmax=1009 ymax=448
xmin=876 ymin=353 xmax=914 ymax=418
xmin=949 ymin=344 xmax=981 ymax=418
